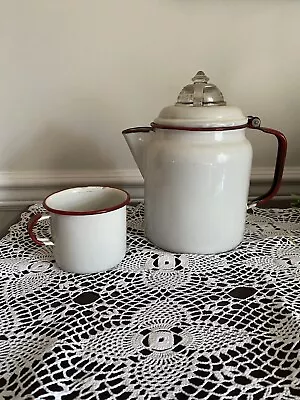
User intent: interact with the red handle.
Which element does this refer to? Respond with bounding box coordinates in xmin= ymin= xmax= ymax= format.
xmin=28 ymin=213 xmax=46 ymax=246
xmin=247 ymin=116 xmax=287 ymax=207
xmin=27 ymin=214 xmax=54 ymax=246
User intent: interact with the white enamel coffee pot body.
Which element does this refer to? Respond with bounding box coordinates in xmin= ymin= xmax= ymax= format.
xmin=123 ymin=71 xmax=287 ymax=254
xmin=144 ymin=128 xmax=252 ymax=253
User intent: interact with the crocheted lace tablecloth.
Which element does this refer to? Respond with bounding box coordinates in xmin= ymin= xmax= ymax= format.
xmin=1 ymin=204 xmax=300 ymax=400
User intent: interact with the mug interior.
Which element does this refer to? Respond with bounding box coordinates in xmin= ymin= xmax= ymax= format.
xmin=44 ymin=186 xmax=129 ymax=215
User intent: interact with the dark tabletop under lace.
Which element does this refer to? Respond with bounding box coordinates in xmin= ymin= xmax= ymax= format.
xmin=0 ymin=204 xmax=300 ymax=400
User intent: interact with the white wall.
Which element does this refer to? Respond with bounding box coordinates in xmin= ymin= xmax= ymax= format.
xmin=0 ymin=0 xmax=299 ymax=214
xmin=1 ymin=0 xmax=300 ymax=170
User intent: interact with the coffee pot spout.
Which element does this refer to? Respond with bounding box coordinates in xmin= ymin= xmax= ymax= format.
xmin=122 ymin=127 xmax=153 ymax=178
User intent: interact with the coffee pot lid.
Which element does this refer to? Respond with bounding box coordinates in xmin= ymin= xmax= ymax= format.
xmin=153 ymin=70 xmax=247 ymax=128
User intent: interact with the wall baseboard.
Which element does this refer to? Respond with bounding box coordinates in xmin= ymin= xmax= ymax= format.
xmin=0 ymin=167 xmax=298 ymax=211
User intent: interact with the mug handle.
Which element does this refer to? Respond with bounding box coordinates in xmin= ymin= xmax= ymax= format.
xmin=28 ymin=214 xmax=54 ymax=246
xmin=247 ymin=116 xmax=287 ymax=209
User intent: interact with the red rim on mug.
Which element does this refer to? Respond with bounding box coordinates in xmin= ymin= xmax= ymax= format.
xmin=43 ymin=186 xmax=131 ymax=216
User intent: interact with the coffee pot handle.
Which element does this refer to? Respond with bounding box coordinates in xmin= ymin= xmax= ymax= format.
xmin=247 ymin=116 xmax=287 ymax=209
xmin=28 ymin=213 xmax=54 ymax=246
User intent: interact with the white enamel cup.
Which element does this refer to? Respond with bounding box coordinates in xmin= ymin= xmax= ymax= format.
xmin=28 ymin=186 xmax=130 ymax=274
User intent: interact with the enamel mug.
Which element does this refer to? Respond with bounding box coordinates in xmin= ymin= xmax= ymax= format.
xmin=28 ymin=186 xmax=130 ymax=273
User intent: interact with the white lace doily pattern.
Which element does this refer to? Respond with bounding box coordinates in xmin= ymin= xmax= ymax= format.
xmin=0 ymin=203 xmax=300 ymax=400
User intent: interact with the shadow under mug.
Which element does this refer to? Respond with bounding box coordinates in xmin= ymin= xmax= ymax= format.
xmin=28 ymin=186 xmax=130 ymax=274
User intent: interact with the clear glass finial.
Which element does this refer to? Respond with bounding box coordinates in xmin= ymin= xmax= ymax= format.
xmin=176 ymin=70 xmax=226 ymax=107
